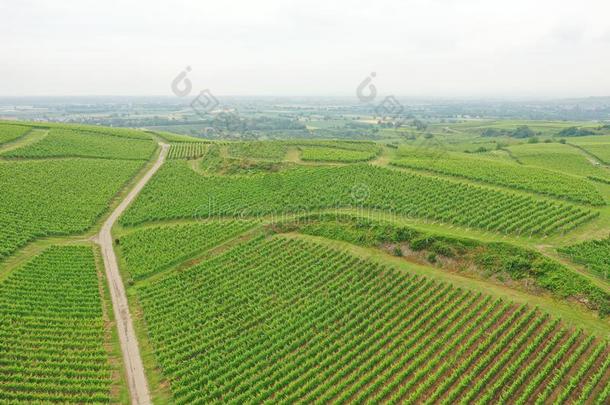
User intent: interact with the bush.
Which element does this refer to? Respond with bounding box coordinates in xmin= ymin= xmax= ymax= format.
xmin=410 ymin=236 xmax=433 ymax=251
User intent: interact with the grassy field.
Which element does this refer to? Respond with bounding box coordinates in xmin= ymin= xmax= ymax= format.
xmin=1 ymin=119 xmax=610 ymax=403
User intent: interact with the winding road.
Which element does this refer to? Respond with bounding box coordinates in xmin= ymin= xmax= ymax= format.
xmin=97 ymin=143 xmax=169 ymax=405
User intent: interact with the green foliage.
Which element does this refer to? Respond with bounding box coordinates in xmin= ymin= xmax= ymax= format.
xmin=118 ymin=220 xmax=257 ymax=280
xmin=392 ymin=150 xmax=604 ymax=205
xmin=559 ymin=236 xmax=610 ymax=279
xmin=0 ymin=123 xmax=30 ymax=144
xmin=513 ymin=126 xmax=536 ymax=138
xmin=121 ymin=161 xmax=595 ymax=236
xmin=199 ymin=144 xmax=225 ymax=173
xmin=135 ymin=236 xmax=608 ymax=403
xmin=0 ymin=158 xmax=142 ymax=260
xmin=0 ymin=246 xmax=112 ymax=403
xmin=481 ymin=125 xmax=536 ymax=138
xmin=558 ymin=127 xmax=596 ymax=137
xmin=3 ymin=129 xmax=156 ymax=160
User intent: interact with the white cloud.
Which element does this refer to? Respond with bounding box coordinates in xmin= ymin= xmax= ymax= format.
xmin=1 ymin=0 xmax=609 ymax=97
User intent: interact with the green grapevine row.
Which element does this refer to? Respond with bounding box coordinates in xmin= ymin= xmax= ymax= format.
xmin=168 ymin=142 xmax=209 ymax=159
xmin=3 ymin=129 xmax=156 ymax=160
xmin=559 ymin=236 xmax=610 ymax=279
xmin=134 ymin=235 xmax=609 ymax=403
xmin=0 ymin=158 xmax=142 ymax=260
xmin=300 ymin=146 xmax=379 ymax=162
xmin=0 ymin=123 xmax=30 ymax=145
xmin=117 ymin=219 xmax=257 ymax=280
xmin=0 ymin=246 xmax=112 ymax=403
xmin=392 ymin=150 xmax=604 ymax=205
xmin=121 ymin=161 xmax=596 ymax=236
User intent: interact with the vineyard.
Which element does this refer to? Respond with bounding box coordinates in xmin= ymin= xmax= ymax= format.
xmin=0 ymin=246 xmax=113 ymax=403
xmin=391 ymin=148 xmax=605 ymax=205
xmin=508 ymin=143 xmax=610 ymax=180
xmin=2 ymin=129 xmax=156 ymax=160
xmin=275 ymin=214 xmax=610 ymax=314
xmin=0 ymin=123 xmax=30 ymax=145
xmin=226 ymin=141 xmax=288 ymax=160
xmin=574 ymin=142 xmax=610 ymax=164
xmin=121 ymin=161 xmax=596 ymax=236
xmin=135 ymin=235 xmax=610 ymax=404
xmin=300 ymin=145 xmax=378 ymax=162
xmin=559 ymin=236 xmax=610 ymax=279
xmin=1 ymin=119 xmax=610 ymax=404
xmin=117 ymin=220 xmax=257 ymax=280
xmin=0 ymin=158 xmax=142 ymax=260
xmin=25 ymin=122 xmax=153 ymax=140
xmin=168 ymin=142 xmax=209 ymax=159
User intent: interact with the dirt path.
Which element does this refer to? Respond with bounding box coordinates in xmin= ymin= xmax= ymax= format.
xmin=96 ymin=143 xmax=169 ymax=405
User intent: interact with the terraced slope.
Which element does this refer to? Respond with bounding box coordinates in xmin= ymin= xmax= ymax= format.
xmin=0 ymin=246 xmax=113 ymax=403
xmin=135 ymin=236 xmax=610 ymax=404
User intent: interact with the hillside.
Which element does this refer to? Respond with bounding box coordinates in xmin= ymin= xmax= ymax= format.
xmin=0 ymin=120 xmax=609 ymax=404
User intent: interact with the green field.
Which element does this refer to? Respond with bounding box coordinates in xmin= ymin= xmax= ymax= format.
xmin=117 ymin=220 xmax=257 ymax=280
xmin=0 ymin=158 xmax=142 ymax=260
xmin=134 ymin=235 xmax=609 ymax=404
xmin=559 ymin=236 xmax=610 ymax=280
xmin=392 ymin=147 xmax=605 ymax=205
xmin=2 ymin=129 xmax=156 ymax=160
xmin=0 ymin=246 xmax=114 ymax=403
xmin=121 ymin=161 xmax=595 ymax=236
xmin=167 ymin=142 xmax=209 ymax=159
xmin=0 ymin=124 xmax=30 ymax=145
xmin=1 ymin=119 xmax=610 ymax=404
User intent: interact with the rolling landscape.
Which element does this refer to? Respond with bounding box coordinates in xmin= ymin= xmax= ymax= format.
xmin=0 ymin=114 xmax=609 ymax=403
xmin=4 ymin=0 xmax=610 ymax=403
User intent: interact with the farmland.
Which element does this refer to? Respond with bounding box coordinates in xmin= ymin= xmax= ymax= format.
xmin=1 ymin=118 xmax=610 ymax=404
xmin=0 ymin=124 xmax=30 ymax=144
xmin=392 ymin=146 xmax=606 ymax=205
xmin=559 ymin=236 xmax=610 ymax=279
xmin=167 ymin=142 xmax=209 ymax=159
xmin=300 ymin=145 xmax=378 ymax=162
xmin=134 ymin=235 xmax=610 ymax=404
xmin=2 ymin=129 xmax=156 ymax=160
xmin=117 ymin=220 xmax=257 ymax=280
xmin=0 ymin=246 xmax=114 ymax=403
xmin=121 ymin=161 xmax=595 ymax=236
xmin=0 ymin=158 xmax=142 ymax=260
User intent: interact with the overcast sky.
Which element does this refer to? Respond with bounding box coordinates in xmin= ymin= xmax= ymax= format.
xmin=2 ymin=0 xmax=610 ymax=98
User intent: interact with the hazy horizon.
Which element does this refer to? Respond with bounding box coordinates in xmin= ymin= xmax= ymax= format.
xmin=3 ymin=0 xmax=610 ymax=98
